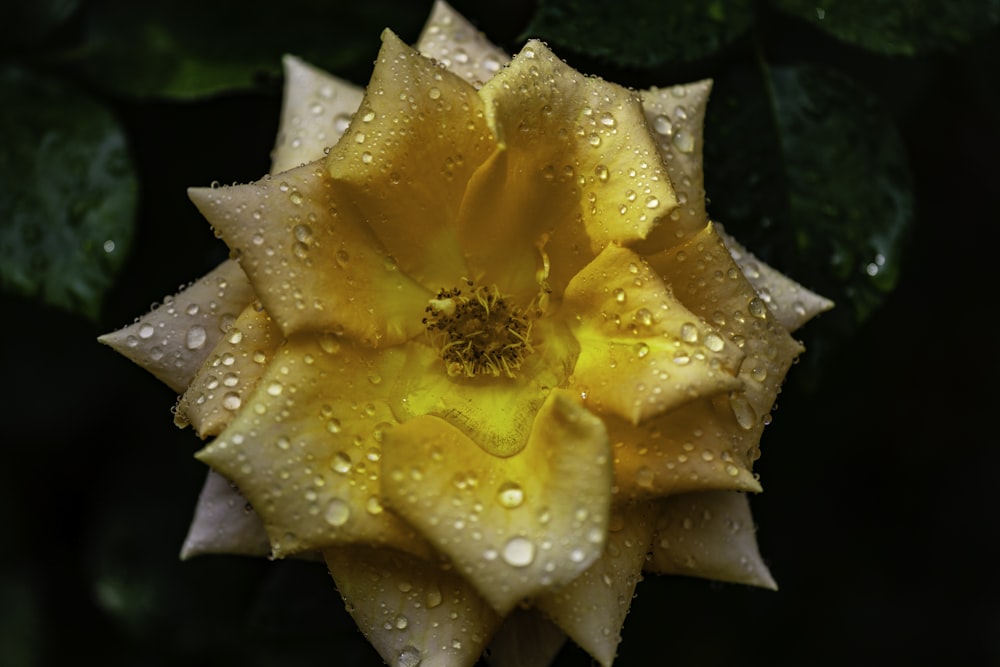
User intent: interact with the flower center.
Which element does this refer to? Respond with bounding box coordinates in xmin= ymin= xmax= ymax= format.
xmin=423 ymin=281 xmax=533 ymax=378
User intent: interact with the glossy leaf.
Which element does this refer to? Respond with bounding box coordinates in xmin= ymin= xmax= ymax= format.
xmin=524 ymin=0 xmax=754 ymax=67
xmin=77 ymin=0 xmax=430 ymax=98
xmin=0 ymin=67 xmax=136 ymax=319
xmin=704 ymin=62 xmax=912 ymax=334
xmin=771 ymin=0 xmax=1000 ymax=55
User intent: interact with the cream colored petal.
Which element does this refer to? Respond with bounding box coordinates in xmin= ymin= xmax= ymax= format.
xmin=535 ymin=503 xmax=656 ymax=667
xmin=719 ymin=227 xmax=834 ymax=332
xmin=608 ymin=400 xmax=761 ymax=502
xmin=485 ymin=609 xmax=567 ymax=667
xmin=646 ymin=491 xmax=776 ymax=589
xmin=465 ymin=41 xmax=681 ymax=301
xmin=326 ymin=546 xmax=501 ymax=667
xmin=174 ymin=302 xmax=282 ymax=437
xmin=648 ymin=223 xmax=805 ymax=463
xmin=98 ymin=259 xmax=255 ymax=393
xmin=632 ymin=80 xmax=712 ymax=257
xmin=271 ymin=55 xmax=365 ymax=174
xmin=180 ymin=470 xmax=271 ymax=559
xmin=416 ymin=0 xmax=511 ymax=89
xmin=189 ymin=162 xmax=433 ymax=345
xmin=195 ymin=334 xmax=432 ymax=560
xmin=324 ymin=29 xmax=497 ymax=291
xmin=562 ymin=243 xmax=744 ymax=425
xmin=388 ymin=319 xmax=579 ymax=458
xmin=381 ymin=390 xmax=612 ymax=615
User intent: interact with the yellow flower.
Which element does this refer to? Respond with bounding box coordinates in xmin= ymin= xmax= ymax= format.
xmin=100 ymin=2 xmax=832 ymax=666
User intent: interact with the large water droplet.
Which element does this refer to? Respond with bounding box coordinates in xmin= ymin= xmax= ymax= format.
xmin=397 ymin=646 xmax=422 ymax=667
xmin=324 ymin=498 xmax=351 ymax=526
xmin=501 ymin=536 xmax=536 ymax=567
xmin=496 ymin=482 xmax=525 ymax=508
xmin=185 ymin=325 xmax=207 ymax=350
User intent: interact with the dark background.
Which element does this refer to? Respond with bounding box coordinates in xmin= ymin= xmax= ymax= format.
xmin=2 ymin=1 xmax=998 ymax=665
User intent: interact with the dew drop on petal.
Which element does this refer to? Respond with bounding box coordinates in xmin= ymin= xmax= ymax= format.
xmin=331 ymin=452 xmax=352 ymax=474
xmin=730 ymin=394 xmax=757 ymax=430
xmin=185 ymin=325 xmax=207 ymax=350
xmin=222 ymin=392 xmax=241 ymax=411
xmin=496 ymin=482 xmax=525 ymax=508
xmin=324 ymin=498 xmax=351 ymax=526
xmin=501 ymin=536 xmax=536 ymax=567
xmin=397 ymin=646 xmax=422 ymax=667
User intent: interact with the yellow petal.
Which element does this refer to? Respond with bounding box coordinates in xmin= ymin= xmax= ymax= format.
xmin=388 ymin=319 xmax=578 ymax=458
xmin=562 ymin=243 xmax=744 ymax=424
xmin=195 ymin=334 xmax=432 ymax=559
xmin=188 ymin=162 xmax=433 ymax=346
xmin=271 ymin=55 xmax=365 ymax=174
xmin=467 ymin=40 xmax=679 ymax=299
xmin=647 ymin=491 xmax=776 ymax=589
xmin=324 ymin=29 xmax=497 ymax=290
xmin=416 ymin=0 xmax=511 ymax=88
xmin=485 ymin=609 xmax=567 ymax=667
xmin=631 ymin=80 xmax=713 ymax=256
xmin=380 ymin=390 xmax=612 ymax=614
xmin=180 ymin=470 xmax=270 ymax=559
xmin=719 ymin=227 xmax=834 ymax=332
xmin=98 ymin=259 xmax=255 ymax=393
xmin=607 ymin=400 xmax=762 ymax=502
xmin=175 ymin=302 xmax=282 ymax=437
xmin=535 ymin=503 xmax=656 ymax=667
xmin=647 ymin=223 xmax=805 ymax=456
xmin=325 ymin=546 xmax=501 ymax=667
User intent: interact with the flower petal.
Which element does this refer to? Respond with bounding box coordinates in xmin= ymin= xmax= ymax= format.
xmin=485 ymin=609 xmax=567 ymax=667
xmin=416 ymin=0 xmax=511 ymax=88
xmin=646 ymin=491 xmax=776 ymax=589
xmin=180 ymin=470 xmax=271 ymax=559
xmin=98 ymin=259 xmax=255 ymax=393
xmin=647 ymin=223 xmax=805 ymax=456
xmin=324 ymin=29 xmax=497 ymax=290
xmin=188 ymin=162 xmax=433 ymax=346
xmin=175 ymin=302 xmax=283 ymax=437
xmin=608 ymin=400 xmax=762 ymax=502
xmin=563 ymin=243 xmax=744 ymax=424
xmin=534 ymin=503 xmax=656 ymax=667
xmin=632 ymin=80 xmax=712 ymax=256
xmin=720 ymin=227 xmax=834 ymax=332
xmin=271 ymin=55 xmax=365 ymax=174
xmin=380 ymin=390 xmax=612 ymax=614
xmin=195 ymin=334 xmax=432 ymax=559
xmin=466 ymin=40 xmax=679 ymax=299
xmin=387 ymin=319 xmax=579 ymax=458
xmin=325 ymin=546 xmax=501 ymax=667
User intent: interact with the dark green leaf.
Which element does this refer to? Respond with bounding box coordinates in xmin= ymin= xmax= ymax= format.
xmin=705 ymin=62 xmax=912 ymax=344
xmin=77 ymin=0 xmax=432 ymax=99
xmin=524 ymin=0 xmax=754 ymax=68
xmin=771 ymin=0 xmax=1000 ymax=55
xmin=0 ymin=67 xmax=137 ymax=319
xmin=0 ymin=0 xmax=80 ymax=49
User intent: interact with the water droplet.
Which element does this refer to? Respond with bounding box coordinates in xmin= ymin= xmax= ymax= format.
xmin=267 ymin=382 xmax=283 ymax=396
xmin=397 ymin=646 xmax=422 ymax=667
xmin=588 ymin=133 xmax=602 ymax=147
xmin=748 ymin=297 xmax=768 ymax=319
xmin=645 ymin=196 xmax=659 ymax=209
xmin=138 ymin=323 xmax=155 ymax=339
xmin=704 ymin=333 xmax=725 ymax=352
xmin=636 ymin=308 xmax=653 ymax=326
xmin=636 ymin=466 xmax=654 ymax=488
xmin=679 ymin=322 xmax=699 ymax=343
xmin=635 ymin=342 xmax=649 ymax=358
xmin=501 ymin=536 xmax=536 ymax=567
xmin=361 ymin=151 xmax=373 ymax=164
xmin=222 ymin=392 xmax=242 ymax=411
xmin=326 ymin=418 xmax=342 ymax=434
xmin=428 ymin=87 xmax=441 ymax=100
xmin=594 ymin=164 xmax=609 ymax=182
xmin=730 ymin=394 xmax=757 ymax=430
xmin=425 ymin=585 xmax=443 ymax=608
xmin=653 ymin=114 xmax=673 ymax=135
xmin=289 ymin=190 xmax=303 ymax=205
xmin=598 ymin=111 xmax=616 ymax=127
xmin=672 ymin=131 xmax=695 ymax=153
xmin=612 ymin=287 xmax=627 ymax=304
xmin=496 ymin=482 xmax=525 ymax=508
xmin=324 ymin=498 xmax=351 ymax=526
xmin=331 ymin=452 xmax=351 ymax=474
xmin=185 ymin=326 xmax=207 ymax=350
xmin=750 ymin=366 xmax=768 ymax=382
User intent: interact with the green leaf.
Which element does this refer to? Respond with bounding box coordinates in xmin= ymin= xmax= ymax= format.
xmin=771 ymin=0 xmax=1000 ymax=55
xmin=77 ymin=0 xmax=431 ymax=99
xmin=705 ymin=62 xmax=912 ymax=339
xmin=524 ymin=0 xmax=754 ymax=68
xmin=0 ymin=0 xmax=80 ymax=48
xmin=0 ymin=67 xmax=137 ymax=319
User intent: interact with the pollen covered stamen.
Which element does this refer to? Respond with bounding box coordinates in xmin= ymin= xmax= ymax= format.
xmin=423 ymin=281 xmax=533 ymax=378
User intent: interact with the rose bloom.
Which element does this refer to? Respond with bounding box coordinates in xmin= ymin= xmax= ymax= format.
xmin=101 ymin=2 xmax=832 ymax=666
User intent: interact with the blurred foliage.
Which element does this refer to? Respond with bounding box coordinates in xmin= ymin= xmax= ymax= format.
xmin=2 ymin=0 xmax=997 ymax=665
